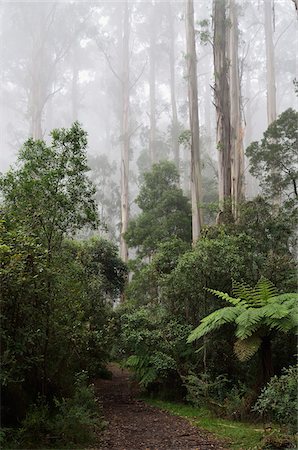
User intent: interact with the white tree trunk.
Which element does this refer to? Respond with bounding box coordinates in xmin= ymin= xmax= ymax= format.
xmin=264 ymin=0 xmax=277 ymax=125
xmin=185 ymin=0 xmax=203 ymax=242
xmin=120 ymin=0 xmax=130 ymax=265
xmin=149 ymin=1 xmax=157 ymax=165
xmin=228 ymin=0 xmax=245 ymax=219
xmin=168 ymin=2 xmax=180 ymax=169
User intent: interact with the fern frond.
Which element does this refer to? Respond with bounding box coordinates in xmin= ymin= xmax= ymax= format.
xmin=187 ymin=306 xmax=244 ymax=343
xmin=234 ymin=336 xmax=261 ymax=362
xmin=235 ymin=309 xmax=265 ymax=339
xmin=268 ymin=293 xmax=298 ymax=304
xmin=207 ymin=288 xmax=244 ymax=306
xmin=253 ymin=277 xmax=279 ymax=304
xmin=232 ymin=280 xmax=259 ymax=306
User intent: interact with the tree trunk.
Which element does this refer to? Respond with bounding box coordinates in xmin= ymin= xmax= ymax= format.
xmin=168 ymin=2 xmax=180 ymax=169
xmin=149 ymin=2 xmax=157 ymax=165
xmin=213 ymin=0 xmax=232 ymax=219
xmin=264 ymin=0 xmax=277 ymax=125
xmin=260 ymin=336 xmax=274 ymax=388
xmin=264 ymin=0 xmax=281 ymax=206
xmin=228 ymin=0 xmax=245 ymax=220
xmin=72 ymin=42 xmax=79 ymax=122
xmin=120 ymin=0 xmax=130 ymax=268
xmin=185 ymin=0 xmax=203 ymax=243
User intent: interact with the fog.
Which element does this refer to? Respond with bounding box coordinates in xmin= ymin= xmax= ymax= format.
xmin=0 ymin=0 xmax=297 ymax=240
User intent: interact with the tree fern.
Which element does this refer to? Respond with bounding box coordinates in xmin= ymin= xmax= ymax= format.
xmin=187 ymin=306 xmax=244 ymax=343
xmin=188 ymin=278 xmax=297 ymax=369
xmin=234 ymin=336 xmax=261 ymax=362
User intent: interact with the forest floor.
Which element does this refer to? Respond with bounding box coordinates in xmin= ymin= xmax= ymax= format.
xmin=94 ymin=363 xmax=228 ymax=450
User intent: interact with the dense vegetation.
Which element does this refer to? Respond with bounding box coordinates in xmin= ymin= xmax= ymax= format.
xmin=0 ymin=125 xmax=127 ymax=448
xmin=0 ymin=88 xmax=297 ymax=450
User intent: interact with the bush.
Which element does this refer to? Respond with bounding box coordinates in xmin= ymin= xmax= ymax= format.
xmin=116 ymin=304 xmax=193 ymax=394
xmin=183 ymin=372 xmax=229 ymax=409
xmin=1 ymin=372 xmax=104 ymax=448
xmin=253 ymin=365 xmax=298 ymax=432
xmin=183 ymin=372 xmax=255 ymax=420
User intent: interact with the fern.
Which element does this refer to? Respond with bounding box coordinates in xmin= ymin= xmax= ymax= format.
xmin=207 ymin=288 xmax=245 ymax=306
xmin=253 ymin=276 xmax=279 ymax=303
xmin=235 ymin=309 xmax=265 ymax=339
xmin=188 ymin=279 xmax=297 ymax=364
xmin=187 ymin=306 xmax=244 ymax=343
xmin=234 ymin=336 xmax=261 ymax=362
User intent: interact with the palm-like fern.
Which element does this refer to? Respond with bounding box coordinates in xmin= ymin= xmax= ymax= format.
xmin=188 ymin=278 xmax=298 ymax=364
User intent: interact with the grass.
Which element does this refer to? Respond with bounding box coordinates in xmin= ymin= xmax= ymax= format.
xmin=143 ymin=398 xmax=264 ymax=450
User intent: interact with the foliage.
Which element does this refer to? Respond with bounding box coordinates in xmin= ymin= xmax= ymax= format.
xmin=115 ymin=304 xmax=193 ymax=391
xmin=246 ymin=108 xmax=298 ymax=200
xmin=0 ymin=122 xmax=98 ymax=249
xmin=0 ymin=125 xmax=126 ymax=446
xmin=125 ymin=161 xmax=192 ymax=257
xmin=187 ymin=278 xmax=297 ymax=362
xmin=253 ymin=366 xmax=298 ymax=431
xmin=88 ymin=154 xmax=120 ymax=240
xmin=183 ymin=372 xmax=254 ymax=420
xmin=183 ymin=372 xmax=229 ymax=408
xmin=3 ymin=372 xmax=104 ymax=448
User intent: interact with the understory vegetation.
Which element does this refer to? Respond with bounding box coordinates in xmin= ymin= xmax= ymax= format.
xmin=1 ymin=108 xmax=297 ymax=449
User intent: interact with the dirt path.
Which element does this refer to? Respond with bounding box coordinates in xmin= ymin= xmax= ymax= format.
xmin=94 ymin=364 xmax=228 ymax=450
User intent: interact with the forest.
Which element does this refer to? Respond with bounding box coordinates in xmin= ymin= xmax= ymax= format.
xmin=0 ymin=0 xmax=297 ymax=449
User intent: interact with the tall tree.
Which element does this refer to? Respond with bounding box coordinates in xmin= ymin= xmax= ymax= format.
xmin=228 ymin=0 xmax=245 ymax=218
xmin=213 ymin=0 xmax=232 ymax=220
xmin=264 ymin=0 xmax=277 ymax=125
xmin=120 ymin=0 xmax=130 ymax=264
xmin=149 ymin=1 xmax=157 ymax=165
xmin=168 ymin=2 xmax=180 ymax=168
xmin=185 ymin=0 xmax=203 ymax=242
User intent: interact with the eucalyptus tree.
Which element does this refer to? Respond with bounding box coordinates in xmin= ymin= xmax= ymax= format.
xmin=185 ymin=0 xmax=203 ymax=242
xmin=213 ymin=0 xmax=232 ymax=221
xmin=229 ymin=0 xmax=245 ymax=218
xmin=167 ymin=2 xmax=180 ymax=168
xmin=212 ymin=0 xmax=244 ymax=221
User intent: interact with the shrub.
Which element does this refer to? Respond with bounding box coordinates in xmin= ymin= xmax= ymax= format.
xmin=2 ymin=372 xmax=104 ymax=448
xmin=253 ymin=365 xmax=298 ymax=432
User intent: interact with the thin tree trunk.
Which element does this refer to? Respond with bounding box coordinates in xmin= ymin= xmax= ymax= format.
xmin=120 ymin=0 xmax=130 ymax=268
xmin=260 ymin=336 xmax=274 ymax=388
xmin=213 ymin=0 xmax=232 ymax=220
xmin=185 ymin=0 xmax=203 ymax=243
xmin=72 ymin=42 xmax=79 ymax=122
xmin=168 ymin=2 xmax=180 ymax=169
xmin=264 ymin=0 xmax=277 ymax=125
xmin=228 ymin=0 xmax=244 ymax=220
xmin=149 ymin=2 xmax=157 ymax=165
xmin=264 ymin=0 xmax=281 ymax=206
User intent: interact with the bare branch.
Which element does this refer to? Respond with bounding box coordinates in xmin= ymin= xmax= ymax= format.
xmin=95 ymin=39 xmax=122 ymax=83
xmin=274 ymin=20 xmax=295 ymax=48
xmin=129 ymin=60 xmax=147 ymax=91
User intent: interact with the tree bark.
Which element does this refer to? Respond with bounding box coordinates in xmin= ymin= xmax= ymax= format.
xmin=149 ymin=1 xmax=157 ymax=165
xmin=72 ymin=42 xmax=79 ymax=123
xmin=264 ymin=0 xmax=281 ymax=207
xmin=120 ymin=0 xmax=130 ymax=267
xmin=213 ymin=0 xmax=232 ymax=218
xmin=260 ymin=336 xmax=274 ymax=388
xmin=168 ymin=2 xmax=180 ymax=169
xmin=264 ymin=0 xmax=277 ymax=125
xmin=228 ymin=0 xmax=245 ymax=219
xmin=185 ymin=0 xmax=203 ymax=243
